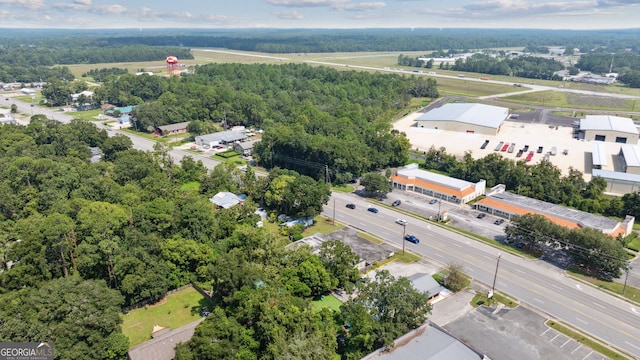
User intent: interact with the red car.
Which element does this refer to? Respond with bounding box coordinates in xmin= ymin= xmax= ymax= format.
xmin=525 ymin=151 xmax=534 ymax=162
xmin=501 ymin=143 xmax=510 ymax=152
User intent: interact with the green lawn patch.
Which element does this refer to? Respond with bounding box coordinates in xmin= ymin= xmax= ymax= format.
xmin=546 ymin=320 xmax=630 ymax=360
xmin=372 ymin=250 xmax=420 ymax=269
xmin=180 ymin=181 xmax=200 ymax=192
xmin=310 ymin=294 xmax=343 ymax=313
xmin=567 ymin=266 xmax=640 ymax=304
xmin=625 ymin=232 xmax=640 ymax=252
xmin=471 ymin=290 xmax=518 ymax=308
xmin=331 ymin=184 xmax=355 ymax=193
xmin=211 ymin=153 xmax=247 ymax=166
xmin=301 ymin=216 xmax=344 ymax=237
xmin=66 ymin=109 xmax=103 ymax=121
xmin=121 ymin=286 xmax=212 ymax=348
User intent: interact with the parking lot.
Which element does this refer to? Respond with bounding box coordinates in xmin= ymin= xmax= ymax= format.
xmin=393 ymin=110 xmax=629 ymax=179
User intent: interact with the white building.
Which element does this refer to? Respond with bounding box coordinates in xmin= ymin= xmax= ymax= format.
xmin=195 ymin=130 xmax=248 ymax=147
xmin=620 ymin=144 xmax=640 ymax=175
xmin=579 ymin=115 xmax=639 ymax=144
xmin=392 ymin=164 xmax=486 ymax=205
xmin=415 ymin=103 xmax=509 ymax=135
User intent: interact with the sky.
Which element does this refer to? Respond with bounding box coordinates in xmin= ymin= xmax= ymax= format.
xmin=0 ymin=0 xmax=639 ymax=30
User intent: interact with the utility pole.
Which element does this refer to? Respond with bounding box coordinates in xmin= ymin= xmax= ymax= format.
xmin=437 ymin=200 xmax=442 ymax=222
xmin=489 ymin=253 xmax=502 ymax=300
xmin=332 ymin=198 xmax=336 ymax=226
xmin=402 ymin=222 xmax=407 ymax=256
xmin=623 ymin=263 xmax=633 ymax=296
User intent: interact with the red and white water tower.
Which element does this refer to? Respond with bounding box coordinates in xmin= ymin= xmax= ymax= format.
xmin=166 ymin=56 xmax=180 ymax=77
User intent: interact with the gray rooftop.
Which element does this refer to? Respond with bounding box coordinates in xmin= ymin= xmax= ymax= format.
xmin=408 ymin=273 xmax=443 ymax=299
xmin=620 ymin=144 xmax=640 ymax=167
xmin=580 ymin=115 xmax=639 ymax=135
xmin=416 ymin=103 xmax=509 ymax=129
xmin=488 ymin=191 xmax=620 ymax=232
xmin=209 ymin=192 xmax=243 ymax=209
xmin=593 ymin=169 xmax=640 ymax=182
xmin=397 ymin=164 xmax=478 ymax=191
xmin=196 ymin=130 xmax=247 ymax=144
xmin=592 ymin=142 xmax=608 ymax=167
xmin=235 ymin=139 xmax=261 ymax=150
xmin=127 ymin=317 xmax=205 ymax=360
xmin=363 ymin=322 xmax=483 ymax=360
xmin=158 ymin=121 xmax=190 ymax=132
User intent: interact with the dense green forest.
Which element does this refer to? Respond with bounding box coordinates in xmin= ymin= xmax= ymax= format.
xmin=421 ymin=147 xmax=640 ymax=220
xmin=0 ymin=42 xmax=191 ymax=82
xmin=44 ymin=63 xmax=432 ymax=183
xmin=0 ymin=119 xmax=431 ymax=359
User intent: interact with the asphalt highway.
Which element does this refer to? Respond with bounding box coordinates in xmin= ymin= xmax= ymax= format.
xmin=324 ymin=192 xmax=640 ymax=358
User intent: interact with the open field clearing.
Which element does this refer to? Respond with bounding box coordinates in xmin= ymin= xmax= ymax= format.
xmin=500 ymin=90 xmax=634 ymax=111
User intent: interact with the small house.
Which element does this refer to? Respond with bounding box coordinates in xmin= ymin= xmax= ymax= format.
xmin=234 ymin=139 xmax=261 ymax=156
xmin=155 ymin=122 xmax=190 ymax=137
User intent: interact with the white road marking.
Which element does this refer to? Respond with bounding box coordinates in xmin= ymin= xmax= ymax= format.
xmin=592 ymin=302 xmax=605 ymax=310
xmin=539 ymin=328 xmax=551 ymax=336
xmin=533 ymin=298 xmax=544 ymax=304
xmin=575 ymin=317 xmax=588 ymax=325
xmin=576 ymin=284 xmax=582 ymax=291
xmin=626 ymin=341 xmax=640 ymax=351
xmin=631 ymin=307 xmax=638 ymax=315
xmin=582 ymin=351 xmax=593 ymax=360
xmin=571 ymin=344 xmax=582 ymax=354
xmin=560 ymin=339 xmax=571 ymax=348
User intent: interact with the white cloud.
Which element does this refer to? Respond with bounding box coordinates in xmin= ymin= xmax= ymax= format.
xmin=274 ymin=10 xmax=305 ymax=19
xmin=335 ymin=2 xmax=386 ymax=11
xmin=267 ymin=0 xmax=348 ymax=7
xmin=73 ymin=0 xmax=91 ymax=5
xmin=0 ymin=0 xmax=46 ymax=10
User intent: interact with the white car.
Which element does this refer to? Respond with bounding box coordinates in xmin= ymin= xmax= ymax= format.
xmin=395 ymin=219 xmax=408 ymax=226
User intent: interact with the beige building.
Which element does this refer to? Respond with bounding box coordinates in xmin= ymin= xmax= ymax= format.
xmin=579 ymin=115 xmax=639 ymax=144
xmin=391 ymin=164 xmax=486 ymax=205
xmin=415 ymin=103 xmax=509 ymax=136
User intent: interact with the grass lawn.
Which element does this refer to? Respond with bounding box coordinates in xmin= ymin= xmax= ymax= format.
xmin=66 ymin=109 xmax=103 ymax=121
xmin=310 ymin=294 xmax=343 ymax=313
xmin=471 ymin=290 xmax=518 ymax=308
xmin=301 ymin=216 xmax=344 ymax=237
xmin=332 ymin=184 xmax=355 ymax=193
xmin=180 ymin=181 xmax=200 ymax=192
xmin=500 ymin=90 xmax=632 ymax=111
xmin=211 ymin=154 xmax=247 ymax=166
xmin=121 ymin=286 xmax=212 ymax=348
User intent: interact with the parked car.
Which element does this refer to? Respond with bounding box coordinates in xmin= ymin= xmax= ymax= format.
xmin=392 ymin=200 xmax=401 ymax=207
xmin=477 ymin=213 xmax=486 ymax=219
xmin=367 ymin=207 xmax=379 ymax=213
xmin=494 ymin=141 xmax=504 ymax=151
xmin=563 ymin=149 xmax=569 ymax=155
xmin=480 ymin=140 xmax=490 ymax=150
xmin=404 ymin=235 xmax=420 ymax=244
xmin=523 ymin=145 xmax=529 ymax=152
xmin=494 ymin=219 xmax=505 ymax=225
xmin=203 ymin=144 xmax=210 ymax=149
xmin=501 ymin=143 xmax=510 ymax=152
xmin=346 ymin=204 xmax=356 ymax=209
xmin=537 ymin=146 xmax=543 ymax=153
xmin=516 ymin=149 xmax=524 ymax=157
xmin=429 ymin=199 xmax=438 ymax=204
xmin=525 ymin=151 xmax=534 ymax=162
xmin=395 ymin=218 xmax=408 ymax=226
xmin=507 ymin=143 xmax=516 ymax=153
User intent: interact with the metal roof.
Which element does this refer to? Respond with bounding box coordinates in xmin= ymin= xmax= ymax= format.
xmin=580 ymin=115 xmax=639 ymax=135
xmin=408 ymin=273 xmax=443 ymax=298
xmin=620 ymin=144 xmax=640 ymax=167
xmin=367 ymin=322 xmax=483 ymax=360
xmin=487 ymin=191 xmax=620 ymax=232
xmin=592 ymin=169 xmax=640 ymax=182
xmin=592 ymin=142 xmax=608 ymax=167
xmin=196 ymin=130 xmax=247 ymax=144
xmin=397 ymin=164 xmax=478 ymax=192
xmin=209 ymin=192 xmax=243 ymax=209
xmin=158 ymin=121 xmax=190 ymax=132
xmin=416 ymin=103 xmax=509 ymax=129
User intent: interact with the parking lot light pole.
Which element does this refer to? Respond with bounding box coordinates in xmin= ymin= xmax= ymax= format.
xmin=489 ymin=253 xmax=502 ymax=300
xmin=438 ymin=200 xmax=442 ymax=222
xmin=402 ymin=223 xmax=407 ymax=256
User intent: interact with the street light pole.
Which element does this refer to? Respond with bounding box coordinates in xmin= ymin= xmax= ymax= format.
xmin=623 ymin=263 xmax=633 ymax=296
xmin=489 ymin=253 xmax=502 ymax=299
xmin=437 ymin=200 xmax=442 ymax=222
xmin=402 ymin=223 xmax=406 ymax=256
xmin=332 ymin=198 xmax=336 ymax=226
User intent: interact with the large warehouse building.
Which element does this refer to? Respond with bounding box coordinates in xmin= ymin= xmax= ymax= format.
xmin=414 ymin=103 xmax=509 ymax=135
xmin=476 ymin=188 xmax=635 ymax=237
xmin=391 ymin=164 xmax=486 ymax=205
xmin=579 ymin=115 xmax=639 ymax=144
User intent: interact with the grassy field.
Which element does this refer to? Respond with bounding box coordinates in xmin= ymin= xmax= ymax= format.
xmin=66 ymin=109 xmax=102 ymax=121
xmin=499 ymin=90 xmax=635 ymax=111
xmin=471 ymin=290 xmax=519 ymax=308
xmin=310 ymin=294 xmax=343 ymax=313
xmin=331 ymin=184 xmax=355 ymax=193
xmin=121 ymin=286 xmax=212 ymax=348
xmin=301 ymin=216 xmax=344 ymax=237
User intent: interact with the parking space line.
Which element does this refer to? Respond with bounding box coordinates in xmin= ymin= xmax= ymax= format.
xmin=550 ymin=334 xmax=560 ymax=342
xmin=560 ymin=339 xmax=571 ymax=348
xmin=540 ymin=328 xmax=551 ymax=336
xmin=571 ymin=344 xmax=582 ymax=354
xmin=582 ymin=351 xmax=593 ymax=360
